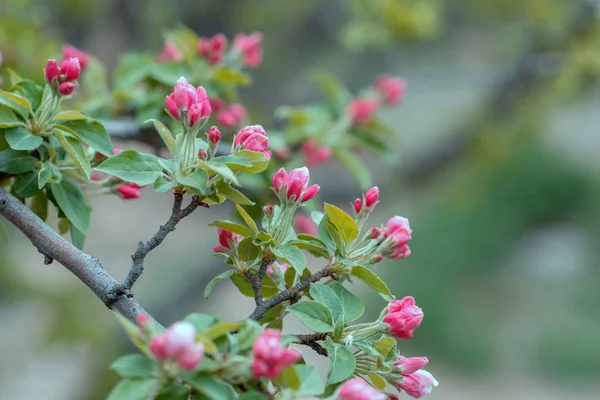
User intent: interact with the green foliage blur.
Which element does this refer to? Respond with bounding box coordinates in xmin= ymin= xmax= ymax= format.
xmin=2 ymin=0 xmax=600 ymax=398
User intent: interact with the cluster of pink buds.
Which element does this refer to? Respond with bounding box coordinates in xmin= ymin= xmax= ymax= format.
xmin=338 ymin=377 xmax=387 ymax=400
xmin=232 ymin=32 xmax=263 ymax=68
xmin=62 ymin=44 xmax=90 ymax=69
xmin=44 ymin=57 xmax=81 ymax=96
xmin=198 ymin=34 xmax=227 ymax=64
xmin=166 ymin=77 xmax=211 ymax=128
xmin=149 ymin=321 xmax=205 ymax=370
xmin=374 ymin=74 xmax=406 ymax=105
xmin=368 ymin=215 xmax=412 ymax=260
xmin=348 ymin=97 xmax=378 ymax=125
xmin=213 ymin=228 xmax=241 ymax=253
xmin=381 ymin=297 xmax=424 ymax=339
xmin=301 ymin=139 xmax=331 ymax=167
xmin=233 ymin=125 xmax=271 ymax=158
xmin=272 ymin=167 xmax=320 ymax=204
xmin=294 ymin=214 xmax=318 ymax=236
xmin=266 ymin=262 xmax=289 ymax=281
xmin=354 ymin=186 xmax=380 ymax=215
xmin=116 ymin=183 xmax=143 ymax=200
xmin=157 ymin=41 xmax=184 ymax=63
xmin=391 ymin=358 xmax=438 ymax=399
xmin=217 ymin=103 xmax=248 ymax=128
xmin=250 ymin=329 xmax=301 ymax=379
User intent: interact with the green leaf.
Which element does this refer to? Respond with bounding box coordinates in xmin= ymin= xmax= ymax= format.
xmin=272 ymin=245 xmax=306 ymax=274
xmin=234 ymin=319 xmax=263 ymax=352
xmin=110 ymin=354 xmax=155 ymax=378
xmin=229 ymin=150 xmax=269 ymax=173
xmin=49 ymin=180 xmax=91 ymax=234
xmin=70 ymin=223 xmax=86 ymax=250
xmin=213 ymin=67 xmax=252 ymax=86
xmin=286 ymin=239 xmax=330 ymax=258
xmin=333 ymin=148 xmax=372 ymax=190
xmin=209 ymin=220 xmax=254 ymax=237
xmin=199 ymin=160 xmax=239 ymax=186
xmin=12 ymin=79 xmax=43 ymax=111
xmin=146 ymin=119 xmax=175 ymax=157
xmin=237 ymin=237 xmax=261 ymax=261
xmin=54 ymin=110 xmax=89 ymax=121
xmin=7 ymin=69 xmax=23 ymax=85
xmin=324 ymin=203 xmax=359 ymax=244
xmin=183 ymin=373 xmax=234 ymax=400
xmin=54 ymin=128 xmax=91 ymax=181
xmin=287 ymin=301 xmax=334 ymax=333
xmin=373 ymin=336 xmax=397 ymax=359
xmin=0 ymin=149 xmax=36 ymax=174
xmin=230 ymin=273 xmax=279 ymax=298
xmin=0 ymin=105 xmax=23 ymax=128
xmin=114 ymin=312 xmax=150 ymax=355
xmin=59 ymin=119 xmax=113 ymax=156
xmin=211 ymin=155 xmax=251 ymax=170
xmin=235 ymin=203 xmax=258 ymax=233
xmin=155 ymin=383 xmax=190 ymax=400
xmin=275 ymin=366 xmax=301 ymax=390
xmin=216 ymin=182 xmax=254 ymax=205
xmin=96 ymin=149 xmax=164 ymax=186
xmin=296 ymin=365 xmax=325 ymax=396
xmin=253 ymin=231 xmax=274 ymax=246
xmin=14 ymin=171 xmax=41 ymax=198
xmin=184 ymin=313 xmax=217 ymax=332
xmin=369 ymin=373 xmax=387 ymax=390
xmin=204 ymin=270 xmax=235 ymax=299
xmin=351 ymin=266 xmax=393 ymax=298
xmin=310 ymin=70 xmax=352 ymax=107
xmin=29 ymin=190 xmax=48 ymax=221
xmin=202 ymin=322 xmax=245 ymax=340
xmin=38 ymin=161 xmax=62 ymax=189
xmin=0 ymin=90 xmax=31 ymax=119
xmin=177 ymin=168 xmax=208 ymax=194
xmin=107 ymin=379 xmax=160 ymax=400
xmin=323 ymin=337 xmax=356 ymax=384
xmin=149 ymin=62 xmax=191 ymax=85
xmin=153 ymin=176 xmax=177 ymax=193
xmin=238 ymin=393 xmax=268 ymax=400
xmin=330 ymin=282 xmax=364 ymax=323
xmin=317 ymin=216 xmax=336 ymax=250
xmin=5 ymin=126 xmax=42 ymax=151
xmin=310 ymin=283 xmax=343 ymax=323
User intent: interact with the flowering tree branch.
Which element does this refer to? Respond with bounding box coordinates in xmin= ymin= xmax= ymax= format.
xmin=0 ymin=188 xmax=154 ymax=324
xmin=249 ymin=264 xmax=335 ymax=321
xmin=244 ymin=257 xmax=273 ymax=306
xmin=296 ymin=333 xmax=329 ymax=356
xmin=118 ymin=191 xmax=207 ymax=297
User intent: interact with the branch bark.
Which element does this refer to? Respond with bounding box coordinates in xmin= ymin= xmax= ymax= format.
xmin=244 ymin=258 xmax=273 ymax=307
xmin=0 ymin=188 xmax=154 ymax=324
xmin=296 ymin=333 xmax=328 ymax=356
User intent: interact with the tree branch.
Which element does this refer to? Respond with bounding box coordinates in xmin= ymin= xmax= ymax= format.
xmin=0 ymin=188 xmax=154 ymax=324
xmin=295 ymin=333 xmax=328 ymax=356
xmin=248 ymin=265 xmax=335 ymax=321
xmin=120 ymin=191 xmax=206 ymax=293
xmin=244 ymin=258 xmax=273 ymax=307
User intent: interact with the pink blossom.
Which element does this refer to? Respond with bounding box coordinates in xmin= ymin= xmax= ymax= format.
xmin=157 ymin=41 xmax=184 ymax=63
xmin=166 ymin=77 xmax=211 ymax=126
xmin=218 ymin=228 xmax=236 ymax=249
xmin=386 ymin=216 xmax=412 ymax=257
xmin=62 ymin=44 xmax=90 ymax=69
xmin=116 ymin=184 xmax=140 ymax=200
xmin=44 ymin=59 xmax=60 ymax=84
xmin=198 ymin=34 xmax=227 ymax=64
xmin=233 ymin=125 xmax=270 ymax=158
xmin=365 ymin=186 xmax=379 ymax=208
xmin=263 ymin=204 xmax=274 ymax=216
xmin=354 ymin=198 xmax=363 ymax=214
xmin=348 ymin=97 xmax=378 ymax=125
xmin=251 ymin=329 xmax=301 ymax=379
xmin=209 ymin=97 xmax=224 ymax=113
xmin=217 ymin=103 xmax=247 ymax=128
xmin=395 ymin=356 xmax=429 ymax=375
xmin=149 ymin=333 xmax=168 ymax=359
xmin=267 ymin=263 xmax=289 ymax=280
xmin=164 ymin=321 xmax=197 ymax=358
xmin=301 ymin=139 xmax=331 ymax=167
xmin=58 ymin=81 xmax=77 ymax=96
xmin=390 ymin=244 xmax=411 ymax=259
xmin=370 ymin=227 xmax=382 ymax=239
xmin=198 ymin=148 xmax=207 ymax=160
xmin=177 ymin=343 xmax=205 ymax=370
xmin=207 ymin=126 xmax=221 ymax=145
xmin=338 ymin=377 xmax=386 ymax=400
xmin=383 ymin=296 xmax=424 ymax=339
xmin=375 ymin=75 xmax=406 ymax=105
xmin=137 ymin=313 xmax=150 ymax=326
xmin=394 ymin=370 xmax=438 ymax=398
xmin=294 ymin=215 xmax=317 ymax=236
xmin=233 ymin=32 xmax=263 ymax=67
xmin=271 ymin=167 xmax=320 ymax=204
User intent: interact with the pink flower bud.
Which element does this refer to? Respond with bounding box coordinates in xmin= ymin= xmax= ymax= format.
xmin=207 ymin=126 xmax=221 ymax=145
xmin=157 ymin=41 xmax=184 ymax=63
xmin=213 ymin=245 xmax=224 ymax=253
xmin=301 ymin=184 xmax=319 ymax=203
xmin=288 ymin=166 xmax=310 ymax=186
xmin=365 ymin=186 xmax=379 ymax=207
xmin=174 ymin=77 xmax=193 ymax=110
xmin=272 ymin=168 xmax=288 ymax=193
xmin=137 ymin=313 xmax=150 ymax=326
xmin=177 ymin=343 xmax=205 ymax=370
xmin=338 ymin=377 xmax=387 ymax=400
xmin=383 ymin=296 xmax=424 ymax=339
xmin=60 ymin=57 xmax=81 ymax=81
xmin=165 ymin=94 xmax=179 ymax=119
xmin=348 ymin=97 xmax=378 ymax=125
xmin=164 ymin=321 xmax=197 ymax=358
xmin=370 ymin=227 xmax=381 ymax=239
xmin=113 ymin=148 xmax=123 ymax=155
xmin=370 ymin=254 xmax=383 ymax=264
xmin=198 ymin=149 xmax=207 ymax=160
xmin=217 ymin=103 xmax=247 ymax=128
xmin=218 ymin=228 xmax=235 ymax=249
xmin=301 ymin=139 xmax=331 ymax=167
xmin=149 ymin=333 xmax=168 ymax=359
xmin=386 ymin=216 xmax=412 ymax=251
xmin=44 ymin=59 xmax=59 ymax=84
xmin=354 ymin=198 xmax=363 ymax=214
xmin=58 ymin=81 xmax=77 ymax=96
xmin=251 ymin=329 xmax=301 ymax=379
xmin=267 ymin=263 xmax=289 ymax=280
xmin=116 ymin=185 xmax=140 ymax=200
xmin=62 ymin=44 xmax=90 ymax=69
xmin=263 ymin=204 xmax=274 ymax=216
xmin=375 ymin=75 xmax=406 ymax=105
xmin=394 ymin=370 xmax=438 ymax=398
xmin=188 ymin=102 xmax=209 ymax=126
xmin=287 ymin=178 xmax=303 ymax=201
xmin=294 ymin=215 xmax=317 ymax=236
xmin=209 ymin=97 xmax=224 ymax=113
xmin=233 ymin=32 xmax=263 ymax=68
xmin=234 ymin=125 xmax=269 ymax=157
xmin=275 ymin=148 xmax=291 ymax=160
xmin=198 ymin=34 xmax=228 ymax=64
xmin=395 ymin=356 xmax=429 ymax=375
xmin=390 ymin=244 xmax=411 ymax=259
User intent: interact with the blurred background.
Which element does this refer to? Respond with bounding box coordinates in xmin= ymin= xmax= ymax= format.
xmin=2 ymin=0 xmax=600 ymax=398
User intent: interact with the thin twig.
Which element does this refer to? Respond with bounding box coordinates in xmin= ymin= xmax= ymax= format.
xmin=248 ymin=265 xmax=335 ymax=321
xmin=296 ymin=332 xmax=329 ymax=356
xmin=244 ymin=258 xmax=273 ymax=307
xmin=0 ymin=188 xmax=156 ymax=324
xmin=120 ymin=192 xmax=206 ymax=295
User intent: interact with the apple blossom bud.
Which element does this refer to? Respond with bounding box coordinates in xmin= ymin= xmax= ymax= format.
xmin=287 ymin=178 xmax=303 ymax=201
xmin=294 ymin=215 xmax=317 ymax=236
xmin=354 ymin=198 xmax=363 ymax=214
xmin=370 ymin=254 xmax=383 ymax=264
xmin=272 ymin=168 xmax=287 ymax=193
xmin=301 ymin=184 xmax=319 ymax=203
xmin=375 ymin=75 xmax=406 ymax=105
xmin=60 ymin=57 xmax=81 ymax=81
xmin=58 ymin=81 xmax=77 ymax=96
xmin=232 ymin=32 xmax=263 ymax=68
xmin=207 ymin=126 xmax=221 ymax=145
xmin=370 ymin=227 xmax=382 ymax=239
xmin=213 ymin=245 xmax=224 ymax=253
xmin=164 ymin=321 xmax=197 ymax=358
xmin=116 ymin=184 xmax=140 ymax=200
xmin=198 ymin=149 xmax=207 ymax=160
xmin=165 ymin=94 xmax=179 ymax=119
xmin=218 ymin=228 xmax=235 ymax=249
xmin=394 ymin=355 xmax=429 ymax=375
xmin=383 ymin=296 xmax=424 ymax=339
xmin=44 ymin=59 xmax=60 ymax=84
xmin=178 ymin=343 xmax=205 ymax=370
xmin=393 ymin=370 xmax=438 ymax=398
xmin=338 ymin=377 xmax=386 ymax=400
xmin=365 ymin=186 xmax=379 ymax=208
xmin=251 ymin=329 xmax=301 ymax=379
xmin=149 ymin=333 xmax=168 ymax=359
xmin=137 ymin=313 xmax=150 ymax=326
xmin=62 ymin=44 xmax=90 ymax=69
xmin=263 ymin=204 xmax=274 ymax=216
xmin=348 ymin=97 xmax=378 ymax=125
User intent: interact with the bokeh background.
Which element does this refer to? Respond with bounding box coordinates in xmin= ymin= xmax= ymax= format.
xmin=2 ymin=0 xmax=600 ymax=399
